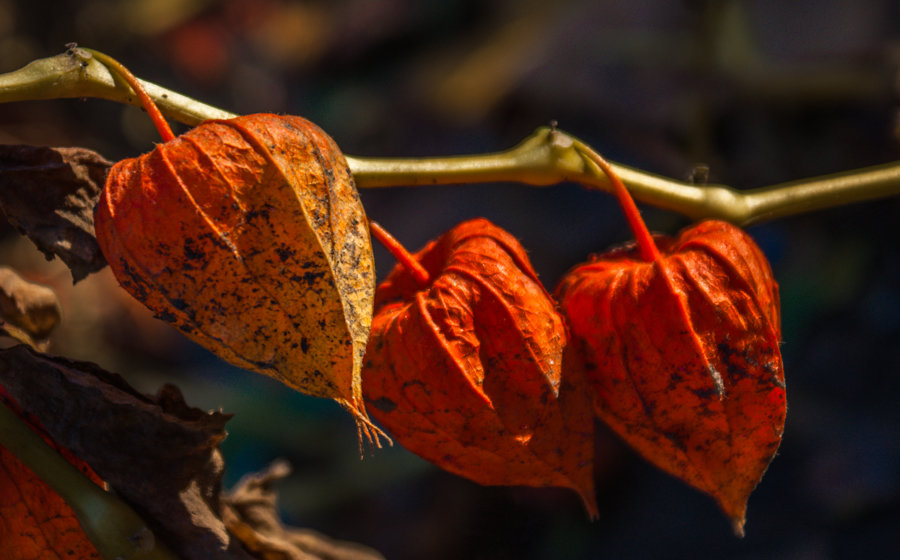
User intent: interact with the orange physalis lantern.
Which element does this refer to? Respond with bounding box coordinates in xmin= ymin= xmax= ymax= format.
xmin=89 ymin=51 xmax=381 ymax=441
xmin=363 ymin=219 xmax=598 ymax=517
xmin=555 ymin=152 xmax=786 ymax=535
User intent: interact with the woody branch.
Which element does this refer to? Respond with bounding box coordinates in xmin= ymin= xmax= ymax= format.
xmin=2 ymin=48 xmax=900 ymax=226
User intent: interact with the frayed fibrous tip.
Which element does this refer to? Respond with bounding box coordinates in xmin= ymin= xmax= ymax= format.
xmin=339 ymin=398 xmax=392 ymax=458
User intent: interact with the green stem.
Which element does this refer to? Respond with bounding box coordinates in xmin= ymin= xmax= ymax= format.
xmin=0 ymin=46 xmax=233 ymax=126
xmin=0 ymin=401 xmax=178 ymax=560
xmin=344 ymin=128 xmax=739 ymax=224
xmin=2 ymin=47 xmax=900 ymax=226
xmin=345 ymin=129 xmax=900 ymax=227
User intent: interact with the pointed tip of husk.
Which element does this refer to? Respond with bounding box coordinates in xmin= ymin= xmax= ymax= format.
xmin=563 ymin=474 xmax=599 ymax=520
xmin=731 ymin=516 xmax=746 ymax=538
xmin=717 ymin=496 xmax=747 ymax=537
xmin=581 ymin=491 xmax=600 ymax=521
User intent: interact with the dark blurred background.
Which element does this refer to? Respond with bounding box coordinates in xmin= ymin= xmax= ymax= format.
xmin=3 ymin=0 xmax=900 ymax=558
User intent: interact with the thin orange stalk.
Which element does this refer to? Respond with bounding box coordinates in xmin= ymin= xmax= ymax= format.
xmin=369 ymin=221 xmax=431 ymax=287
xmin=84 ymin=49 xmax=176 ymax=143
xmin=582 ymin=147 xmax=661 ymax=262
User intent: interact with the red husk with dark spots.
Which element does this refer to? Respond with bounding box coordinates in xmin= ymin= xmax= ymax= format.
xmin=363 ymin=218 xmax=597 ymax=517
xmin=555 ymin=152 xmax=786 ymax=535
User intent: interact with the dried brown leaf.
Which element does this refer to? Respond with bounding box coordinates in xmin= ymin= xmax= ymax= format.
xmin=0 ymin=345 xmax=250 ymax=560
xmin=0 ymin=145 xmax=110 ymax=282
xmin=222 ymin=460 xmax=386 ymax=560
xmin=0 ymin=266 xmax=61 ymax=350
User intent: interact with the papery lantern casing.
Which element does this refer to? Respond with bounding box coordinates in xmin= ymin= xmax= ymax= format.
xmin=556 ymin=219 xmax=785 ymax=534
xmin=363 ymin=218 xmax=597 ymax=517
xmin=94 ymin=113 xmax=378 ymax=433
